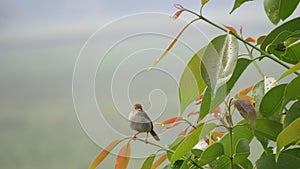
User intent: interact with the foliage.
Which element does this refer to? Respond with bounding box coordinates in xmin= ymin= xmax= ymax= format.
xmin=89 ymin=1 xmax=300 ymax=168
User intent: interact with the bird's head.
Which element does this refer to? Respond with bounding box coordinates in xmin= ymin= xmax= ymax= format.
xmin=133 ymin=104 xmax=143 ymax=111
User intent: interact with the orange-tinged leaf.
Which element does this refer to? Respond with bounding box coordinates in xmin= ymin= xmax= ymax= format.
xmin=187 ymin=111 xmax=199 ymax=117
xmin=172 ymin=10 xmax=183 ymax=20
xmin=89 ymin=139 xmax=121 ymax=169
xmin=194 ymin=94 xmax=204 ymax=105
xmin=238 ymin=95 xmax=255 ymax=105
xmin=155 ymin=117 xmax=182 ymax=125
xmin=237 ymin=85 xmax=254 ymax=96
xmin=115 ymin=142 xmax=131 ymax=169
xmin=245 ymin=37 xmax=256 ymax=43
xmin=225 ymin=115 xmax=230 ymax=125
xmin=150 ymin=19 xmax=199 ymax=69
xmin=211 ymin=106 xmax=221 ymax=115
xmin=211 ymin=131 xmax=224 ymax=141
xmin=151 ymin=154 xmax=167 ymax=169
xmin=223 ymin=24 xmax=238 ymax=35
xmin=257 ymin=35 xmax=266 ymax=45
xmin=163 ymin=122 xmax=181 ymax=130
xmin=178 ymin=130 xmax=186 ymax=137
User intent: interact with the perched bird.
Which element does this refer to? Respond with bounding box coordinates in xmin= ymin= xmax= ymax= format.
xmin=128 ymin=104 xmax=160 ymax=142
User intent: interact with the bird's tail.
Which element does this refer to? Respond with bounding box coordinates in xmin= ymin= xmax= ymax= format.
xmin=150 ymin=130 xmax=160 ymax=141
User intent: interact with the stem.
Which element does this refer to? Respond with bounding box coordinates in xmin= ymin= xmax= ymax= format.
xmin=243 ymin=42 xmax=265 ymax=78
xmin=130 ymin=137 xmax=203 ymax=168
xmin=133 ymin=137 xmax=173 ymax=152
xmin=182 ymin=118 xmax=197 ymax=129
xmin=226 ymin=99 xmax=234 ymax=169
xmin=229 ymin=127 xmax=234 ymax=169
xmin=183 ymin=8 xmax=299 ymax=75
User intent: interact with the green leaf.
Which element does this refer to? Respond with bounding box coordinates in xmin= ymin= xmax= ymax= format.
xmin=200 ymin=34 xmax=238 ymax=95
xmin=191 ymin=149 xmax=203 ymax=157
xmin=281 ymin=37 xmax=300 ymax=64
xmin=233 ymin=139 xmax=250 ymax=164
xmin=277 ymin=61 xmax=300 ymax=82
xmin=141 ymin=154 xmax=155 ymax=169
xmin=284 ymin=100 xmax=300 ymax=128
xmin=199 ymin=123 xmax=217 ymax=139
xmin=199 ymin=88 xmax=212 ymax=121
xmin=171 ymin=124 xmax=204 ymax=162
xmin=255 ymin=119 xmax=282 ymax=141
xmin=179 ymin=157 xmax=193 ymax=169
xmin=230 ymin=0 xmax=253 ymax=14
xmin=283 ymin=148 xmax=300 ymax=159
xmin=267 ymin=31 xmax=300 ymax=64
xmin=260 ymin=147 xmax=274 ymax=157
xmin=238 ymin=159 xmax=253 ymax=169
xmin=279 ymin=1 xmax=300 ymax=21
xmin=170 ymin=160 xmax=184 ymax=169
xmin=214 ymin=155 xmax=231 ymax=169
xmin=199 ymin=143 xmax=224 ymax=165
xmin=219 ymin=125 xmax=254 ymax=156
xmin=276 ymin=118 xmax=300 ymax=160
xmin=259 ymin=84 xmax=287 ymax=117
xmin=285 ymin=75 xmax=300 ymax=100
xmin=199 ymin=58 xmax=251 ymax=121
xmin=255 ymin=133 xmax=269 ymax=149
xmin=262 ymin=17 xmax=300 ymax=49
xmin=166 ymin=136 xmax=185 ymax=161
xmin=256 ymin=154 xmax=300 ymax=169
xmin=179 ymin=47 xmax=207 ymax=114
xmin=252 ymin=80 xmax=265 ymax=118
xmin=264 ymin=0 xmax=300 ymax=25
xmin=286 ymin=37 xmax=300 ymax=47
xmin=261 ymin=17 xmax=300 ymax=64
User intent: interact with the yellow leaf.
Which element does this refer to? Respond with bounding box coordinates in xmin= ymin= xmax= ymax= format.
xmin=276 ymin=61 xmax=300 ymax=82
xmin=202 ymin=0 xmax=209 ymax=5
xmin=115 ymin=142 xmax=131 ymax=169
xmin=211 ymin=131 xmax=224 ymax=141
xmin=89 ymin=139 xmax=121 ymax=169
xmin=151 ymin=154 xmax=167 ymax=169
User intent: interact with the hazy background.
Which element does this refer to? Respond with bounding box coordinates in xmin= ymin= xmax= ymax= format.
xmin=1 ymin=0 xmax=299 ymax=168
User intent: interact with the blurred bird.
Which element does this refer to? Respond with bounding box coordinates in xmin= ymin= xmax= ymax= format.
xmin=128 ymin=104 xmax=160 ymax=142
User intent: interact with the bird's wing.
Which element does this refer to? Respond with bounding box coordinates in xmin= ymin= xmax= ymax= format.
xmin=141 ymin=111 xmax=154 ymax=130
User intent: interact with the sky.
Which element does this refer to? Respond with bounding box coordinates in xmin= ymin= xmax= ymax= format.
xmin=3 ymin=0 xmax=298 ymax=48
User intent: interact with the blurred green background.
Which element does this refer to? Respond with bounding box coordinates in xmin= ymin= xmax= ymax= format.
xmin=1 ymin=1 xmax=299 ymax=169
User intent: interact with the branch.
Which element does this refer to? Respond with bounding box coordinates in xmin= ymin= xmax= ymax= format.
xmin=183 ymin=8 xmax=299 ymax=75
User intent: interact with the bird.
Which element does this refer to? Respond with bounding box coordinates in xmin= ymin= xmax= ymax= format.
xmin=128 ymin=104 xmax=160 ymax=143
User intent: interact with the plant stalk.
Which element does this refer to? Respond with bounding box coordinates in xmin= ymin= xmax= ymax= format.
xmin=183 ymin=8 xmax=299 ymax=75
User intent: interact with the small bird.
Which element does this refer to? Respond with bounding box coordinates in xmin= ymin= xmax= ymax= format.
xmin=128 ymin=104 xmax=160 ymax=142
